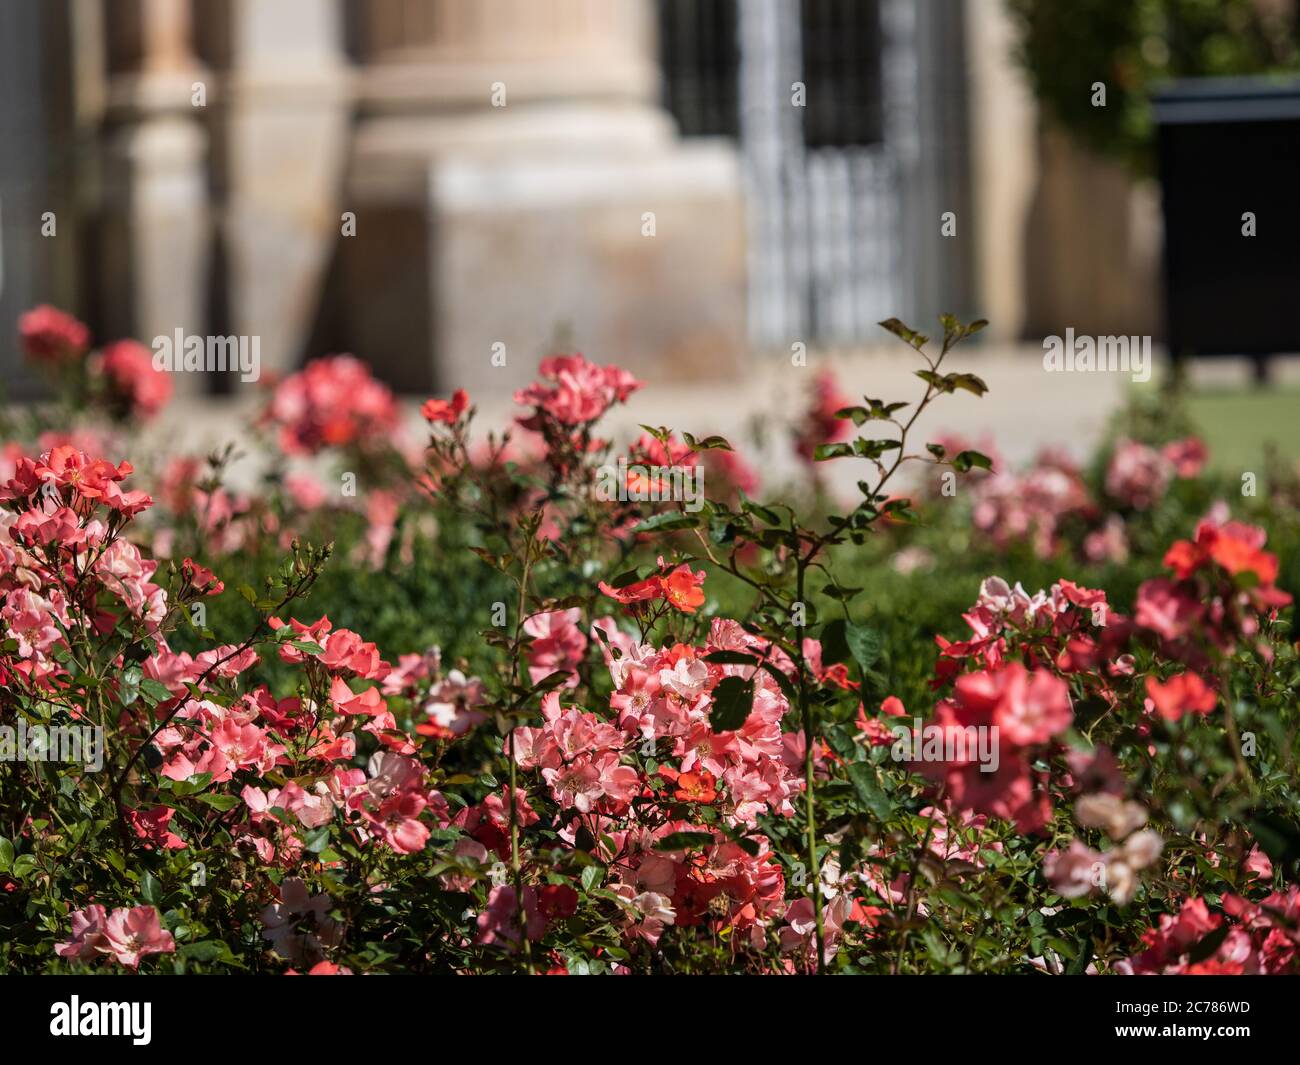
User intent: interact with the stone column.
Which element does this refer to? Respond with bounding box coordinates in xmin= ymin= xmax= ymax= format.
xmin=101 ymin=0 xmax=210 ymax=391
xmin=358 ymin=0 xmax=658 ymax=108
xmin=0 ymin=1 xmax=57 ymax=397
xmin=342 ymin=0 xmax=746 ymax=397
xmin=140 ymin=0 xmax=193 ymax=72
xmin=222 ymin=0 xmax=351 ymax=383
xmin=964 ymin=0 xmax=1036 ymax=342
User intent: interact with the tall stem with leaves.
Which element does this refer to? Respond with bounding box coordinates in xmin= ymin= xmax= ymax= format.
xmin=694 ymin=316 xmax=990 ymax=973
xmin=792 ymin=549 xmax=827 ymax=969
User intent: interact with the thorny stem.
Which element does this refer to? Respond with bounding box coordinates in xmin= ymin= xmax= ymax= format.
xmin=793 ymin=551 xmax=827 ymax=972
xmin=420 ymin=323 xmax=976 ymax=976
xmin=109 ymin=566 xmax=320 ymax=849
xmin=893 ymin=791 xmax=943 ymax=974
xmin=785 ymin=329 xmax=969 ymax=973
xmin=506 ymin=539 xmax=536 ymax=973
xmin=691 ymin=331 xmax=965 ymax=976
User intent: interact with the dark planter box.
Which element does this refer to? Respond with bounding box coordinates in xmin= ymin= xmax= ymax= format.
xmin=1154 ymin=77 xmax=1300 ymax=364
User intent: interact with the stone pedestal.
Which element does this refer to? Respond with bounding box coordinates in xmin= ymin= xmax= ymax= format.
xmin=340 ymin=0 xmax=747 ymax=396
xmin=222 ymin=0 xmax=351 ymax=381
xmin=102 ymin=113 xmax=208 ymax=356
xmin=100 ymin=0 xmax=209 ymax=392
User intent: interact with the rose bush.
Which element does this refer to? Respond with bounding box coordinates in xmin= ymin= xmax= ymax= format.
xmin=0 ymin=309 xmax=1296 ymax=975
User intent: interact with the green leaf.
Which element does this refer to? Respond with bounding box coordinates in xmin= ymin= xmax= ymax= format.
xmin=179 ymin=940 xmax=237 ymax=964
xmin=740 ymin=498 xmax=781 ymax=525
xmin=637 ymin=424 xmax=672 ymax=445
xmin=0 ymin=837 xmax=13 ymax=873
xmin=581 ymin=865 xmax=604 ymax=893
xmin=140 ymin=871 xmax=162 ymax=906
xmin=138 ymin=678 xmax=175 ymax=706
xmin=846 ymin=762 xmax=892 ymax=820
xmin=709 ymin=675 xmax=754 ymax=733
xmin=852 ymin=438 xmax=902 ymax=460
xmin=824 ymin=723 xmax=857 ymax=760
xmin=913 ymin=370 xmax=988 ymax=397
xmin=709 ymin=517 xmax=743 ymax=546
xmin=531 ymin=670 xmax=573 ymax=694
xmin=302 ymin=827 xmax=331 ymax=854
xmin=1186 ymin=923 xmax=1231 ymax=964
xmin=682 ymin=432 xmax=733 ymax=452
xmin=921 ymin=927 xmax=957 ymax=965
xmin=813 ymin=442 xmax=854 ymax=462
xmin=949 ymin=373 xmax=989 ymax=397
xmin=819 ymin=618 xmax=850 ymax=665
xmin=631 ymin=511 xmax=700 ymax=533
xmin=845 ymin=623 xmax=883 ymax=676
xmin=120 ymin=666 xmax=143 ymax=706
xmin=819 ymin=583 xmax=863 ymax=602
xmin=940 ymin=315 xmax=988 ymax=348
xmin=1247 ymin=813 xmax=1300 ymax=864
xmin=878 ymin=318 xmax=929 ymax=350
xmin=194 ymin=793 xmax=241 ymax=812
xmin=653 ymin=831 xmax=716 ymax=852
xmin=1066 ymin=935 xmax=1094 ymax=975
xmin=951 ymin=449 xmax=994 ymax=473
xmin=880 ymin=498 xmax=917 ymax=523
xmin=704 ymin=651 xmax=758 ymax=666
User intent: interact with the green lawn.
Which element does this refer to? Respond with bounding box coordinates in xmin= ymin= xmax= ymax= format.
xmin=1182 ymin=386 xmax=1300 ymax=473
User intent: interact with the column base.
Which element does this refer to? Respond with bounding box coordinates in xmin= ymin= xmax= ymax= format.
xmin=339 ymin=105 xmax=747 ymax=397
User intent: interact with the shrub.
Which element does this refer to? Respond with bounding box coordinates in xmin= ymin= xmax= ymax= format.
xmin=0 ymin=308 xmax=1296 ymax=975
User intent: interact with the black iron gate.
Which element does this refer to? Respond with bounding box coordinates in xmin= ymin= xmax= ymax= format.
xmin=658 ymin=0 xmax=973 ymax=347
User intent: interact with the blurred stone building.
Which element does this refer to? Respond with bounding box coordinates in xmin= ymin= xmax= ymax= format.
xmin=0 ymin=0 xmax=1156 ymax=400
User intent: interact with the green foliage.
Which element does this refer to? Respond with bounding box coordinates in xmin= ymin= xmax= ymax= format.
xmin=3 ymin=312 xmax=1298 ymax=976
xmin=1007 ymin=0 xmax=1300 ymax=171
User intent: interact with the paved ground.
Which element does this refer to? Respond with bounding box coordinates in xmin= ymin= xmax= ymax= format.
xmin=140 ymin=346 xmax=1300 ymax=496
